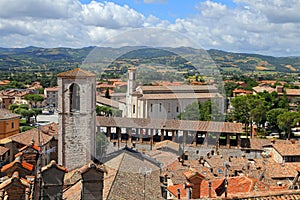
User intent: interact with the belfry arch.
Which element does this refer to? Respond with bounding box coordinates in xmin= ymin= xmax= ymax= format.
xmin=69 ymin=83 xmax=80 ymax=112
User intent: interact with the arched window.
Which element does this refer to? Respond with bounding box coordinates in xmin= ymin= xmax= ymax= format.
xmin=69 ymin=83 xmax=80 ymax=112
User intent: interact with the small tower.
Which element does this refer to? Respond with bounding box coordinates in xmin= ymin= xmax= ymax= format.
xmin=127 ymin=67 xmax=137 ymax=96
xmin=57 ymin=68 xmax=96 ymax=171
xmin=125 ymin=67 xmax=137 ymax=118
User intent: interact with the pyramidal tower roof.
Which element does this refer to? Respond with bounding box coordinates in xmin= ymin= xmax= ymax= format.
xmin=57 ymin=68 xmax=95 ymax=78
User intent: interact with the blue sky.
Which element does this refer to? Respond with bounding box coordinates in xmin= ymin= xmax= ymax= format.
xmin=0 ymin=0 xmax=300 ymax=56
xmin=80 ymin=0 xmax=237 ymax=22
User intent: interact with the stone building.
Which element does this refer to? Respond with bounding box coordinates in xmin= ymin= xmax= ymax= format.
xmin=0 ymin=109 xmax=20 ymax=140
xmin=123 ymin=67 xmax=224 ymax=119
xmin=57 ymin=68 xmax=96 ymax=171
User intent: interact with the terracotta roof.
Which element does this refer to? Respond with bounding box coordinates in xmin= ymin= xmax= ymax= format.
xmin=139 ymin=85 xmax=218 ymax=93
xmin=0 ymin=146 xmax=9 ymax=156
xmin=45 ymin=86 xmax=58 ymax=92
xmin=0 ymin=109 xmax=20 ymax=120
xmin=18 ymin=144 xmax=40 ymax=152
xmin=153 ymin=140 xmax=180 ymax=152
xmin=249 ymin=138 xmax=272 ymax=150
xmin=146 ymin=150 xmax=178 ymax=168
xmin=79 ymin=162 xmax=105 ymax=174
xmin=41 ymin=160 xmax=68 ymax=173
xmin=0 ymin=123 xmax=58 ymax=146
xmin=96 ymin=96 xmax=119 ymax=108
xmin=139 ymin=92 xmax=223 ymax=100
xmin=63 ymin=180 xmax=81 ymax=200
xmin=253 ymin=86 xmax=276 ymax=93
xmin=0 ymin=171 xmax=31 ymax=190
xmin=57 ymin=68 xmax=95 ymax=78
xmin=168 ymin=175 xmax=256 ymax=199
xmin=1 ymin=159 xmax=34 ymax=173
xmin=104 ymin=147 xmax=163 ymax=200
xmin=286 ymin=89 xmax=300 ymax=96
xmin=233 ymin=89 xmax=253 ymax=94
xmin=272 ymin=140 xmax=300 ymax=156
xmin=96 ymin=117 xmax=243 ymax=134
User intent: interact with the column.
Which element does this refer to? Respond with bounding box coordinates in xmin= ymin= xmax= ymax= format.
xmin=161 ymin=129 xmax=165 ymax=141
xmin=107 ymin=127 xmax=111 ymax=141
xmin=237 ymin=134 xmax=241 ymax=148
xmin=226 ymin=134 xmax=231 ymax=149
xmin=139 ymin=129 xmax=143 ymax=144
xmin=172 ymin=130 xmax=175 ymax=142
xmin=150 ymin=129 xmax=154 ymax=150
xmin=127 ymin=128 xmax=132 ymax=145
xmin=193 ymin=132 xmax=198 ymax=147
xmin=117 ymin=127 xmax=121 ymax=149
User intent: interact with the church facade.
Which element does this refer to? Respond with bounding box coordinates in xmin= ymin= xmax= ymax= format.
xmin=123 ymin=67 xmax=224 ymax=119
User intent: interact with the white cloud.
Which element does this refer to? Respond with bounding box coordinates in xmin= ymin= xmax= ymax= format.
xmin=235 ymin=0 xmax=300 ymax=23
xmin=143 ymin=0 xmax=167 ymax=4
xmin=0 ymin=0 xmax=80 ymax=19
xmin=80 ymin=1 xmax=145 ymax=29
xmin=0 ymin=0 xmax=300 ymax=56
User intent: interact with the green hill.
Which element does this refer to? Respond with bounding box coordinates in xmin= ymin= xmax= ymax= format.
xmin=0 ymin=46 xmax=299 ymax=73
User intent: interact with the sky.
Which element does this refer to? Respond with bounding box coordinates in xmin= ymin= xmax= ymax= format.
xmin=0 ymin=0 xmax=300 ymax=56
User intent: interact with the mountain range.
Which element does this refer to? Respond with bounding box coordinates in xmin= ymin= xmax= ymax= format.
xmin=0 ymin=46 xmax=299 ymax=73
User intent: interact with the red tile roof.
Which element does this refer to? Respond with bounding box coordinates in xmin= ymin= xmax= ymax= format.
xmin=272 ymin=140 xmax=300 ymax=156
xmin=41 ymin=160 xmax=68 ymax=173
xmin=168 ymin=175 xmax=256 ymax=199
xmin=0 ymin=109 xmax=20 ymax=120
xmin=57 ymin=68 xmax=95 ymax=78
xmin=0 ymin=123 xmax=58 ymax=146
xmin=1 ymin=159 xmax=34 ymax=173
xmin=96 ymin=117 xmax=243 ymax=134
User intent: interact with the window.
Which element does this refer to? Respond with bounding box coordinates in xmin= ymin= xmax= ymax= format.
xmin=176 ymin=106 xmax=179 ymax=113
xmin=133 ymin=105 xmax=136 ymax=114
xmin=159 ymin=103 xmax=162 ymax=112
xmin=11 ymin=122 xmax=14 ymax=129
xmin=69 ymin=83 xmax=80 ymax=112
xmin=150 ymin=104 xmax=153 ymax=112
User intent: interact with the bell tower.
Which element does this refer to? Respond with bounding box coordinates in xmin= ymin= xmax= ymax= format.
xmin=57 ymin=68 xmax=96 ymax=171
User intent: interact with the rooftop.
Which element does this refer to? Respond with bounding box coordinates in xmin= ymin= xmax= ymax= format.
xmin=0 ymin=109 xmax=19 ymax=120
xmin=96 ymin=117 xmax=243 ymax=134
xmin=57 ymin=68 xmax=95 ymax=78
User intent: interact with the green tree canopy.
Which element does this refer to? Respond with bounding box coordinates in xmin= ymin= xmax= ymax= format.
xmin=277 ymin=112 xmax=300 ymax=139
xmin=24 ymin=94 xmax=44 ymax=108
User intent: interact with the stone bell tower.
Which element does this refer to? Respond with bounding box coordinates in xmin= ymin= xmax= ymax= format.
xmin=57 ymin=68 xmax=96 ymax=171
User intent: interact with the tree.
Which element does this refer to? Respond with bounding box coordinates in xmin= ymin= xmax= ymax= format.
xmin=266 ymin=108 xmax=288 ymax=135
xmin=178 ymin=100 xmax=223 ymax=121
xmin=31 ymin=108 xmax=42 ymax=123
xmin=277 ymin=112 xmax=300 ymax=139
xmin=8 ymin=104 xmax=19 ymax=111
xmin=24 ymin=94 xmax=44 ymax=108
xmin=14 ymin=108 xmax=34 ymax=124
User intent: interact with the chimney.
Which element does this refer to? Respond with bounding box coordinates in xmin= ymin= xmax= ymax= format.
xmin=177 ymin=188 xmax=181 ymax=199
xmin=40 ymin=160 xmax=67 ymax=199
xmin=206 ymin=152 xmax=210 ymax=159
xmin=199 ymin=156 xmax=205 ymax=166
xmin=185 ymin=172 xmax=204 ymax=199
xmin=208 ymin=181 xmax=212 ymax=198
xmin=80 ymin=162 xmax=106 ymax=200
xmin=291 ymin=139 xmax=296 ymax=144
xmin=271 ymin=139 xmax=276 ymax=144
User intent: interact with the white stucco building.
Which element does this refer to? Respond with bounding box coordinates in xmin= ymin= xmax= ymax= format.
xmin=122 ymin=67 xmax=224 ymax=119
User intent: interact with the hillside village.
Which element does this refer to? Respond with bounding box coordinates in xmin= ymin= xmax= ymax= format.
xmin=0 ymin=62 xmax=300 ymax=199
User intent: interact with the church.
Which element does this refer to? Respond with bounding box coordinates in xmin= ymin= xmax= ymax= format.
xmin=122 ymin=67 xmax=224 ymax=119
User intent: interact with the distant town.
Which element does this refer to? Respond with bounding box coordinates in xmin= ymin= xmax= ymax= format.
xmin=1 ymin=47 xmax=300 ymax=199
